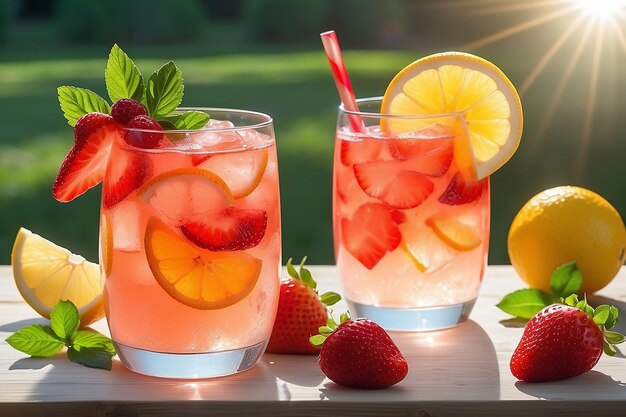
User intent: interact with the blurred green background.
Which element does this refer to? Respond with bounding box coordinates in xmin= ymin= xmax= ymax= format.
xmin=0 ymin=0 xmax=624 ymax=266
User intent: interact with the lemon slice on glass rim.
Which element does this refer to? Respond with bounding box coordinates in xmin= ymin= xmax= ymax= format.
xmin=381 ymin=51 xmax=523 ymax=180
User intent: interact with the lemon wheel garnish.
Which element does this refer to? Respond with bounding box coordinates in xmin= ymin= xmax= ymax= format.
xmin=382 ymin=52 xmax=523 ymax=179
xmin=144 ymin=217 xmax=262 ymax=310
xmin=11 ymin=228 xmax=104 ymax=325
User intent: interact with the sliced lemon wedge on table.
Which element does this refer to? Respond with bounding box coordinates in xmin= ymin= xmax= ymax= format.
xmin=11 ymin=228 xmax=104 ymax=326
xmin=381 ymin=52 xmax=523 ymax=179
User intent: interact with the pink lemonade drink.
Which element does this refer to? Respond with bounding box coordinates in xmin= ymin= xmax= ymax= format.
xmin=333 ymin=98 xmax=489 ymax=331
xmin=100 ymin=109 xmax=281 ymax=378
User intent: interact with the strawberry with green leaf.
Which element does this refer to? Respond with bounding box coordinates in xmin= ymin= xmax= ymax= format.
xmin=53 ymin=44 xmax=209 ymax=207
xmin=510 ymin=295 xmax=625 ymax=382
xmin=310 ymin=312 xmax=408 ymax=389
xmin=266 ymin=257 xmax=341 ymax=354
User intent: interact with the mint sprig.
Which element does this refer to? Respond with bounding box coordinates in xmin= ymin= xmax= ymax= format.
xmin=58 ymin=44 xmax=209 ymax=132
xmin=6 ymin=300 xmax=115 ymax=370
xmin=497 ymin=262 xmax=581 ymax=319
xmin=105 ymin=43 xmax=145 ymax=103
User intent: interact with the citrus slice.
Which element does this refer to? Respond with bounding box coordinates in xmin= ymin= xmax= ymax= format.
xmin=400 ymin=223 xmax=457 ymax=273
xmin=100 ymin=214 xmax=113 ymax=275
xmin=197 ymin=148 xmax=269 ymax=199
xmin=381 ymin=52 xmax=523 ymax=179
xmin=426 ymin=216 xmax=482 ymax=251
xmin=144 ymin=217 xmax=262 ymax=310
xmin=11 ymin=228 xmax=104 ymax=325
xmin=137 ymin=167 xmax=234 ymax=224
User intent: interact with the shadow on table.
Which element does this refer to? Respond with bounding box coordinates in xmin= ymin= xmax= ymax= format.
xmin=0 ymin=317 xmax=48 ymax=332
xmin=319 ymin=320 xmax=500 ymax=401
xmin=515 ymin=371 xmax=626 ymax=400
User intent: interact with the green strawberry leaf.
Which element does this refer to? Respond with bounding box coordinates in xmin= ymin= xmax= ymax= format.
xmin=327 ymin=316 xmax=338 ymax=330
xmin=318 ymin=326 xmax=334 ymax=336
xmin=549 ymin=261 xmax=582 ymax=298
xmin=562 ymin=293 xmax=579 ymax=306
xmin=158 ymin=111 xmax=209 ymax=130
xmin=6 ymin=325 xmax=64 ymax=357
xmin=299 ymin=266 xmax=316 ymax=289
xmin=593 ymin=305 xmax=611 ymax=325
xmin=286 ymin=258 xmax=299 ymax=279
xmin=604 ymin=340 xmax=618 ymax=356
xmin=146 ymin=61 xmax=184 ymax=119
xmin=105 ymin=44 xmax=145 ymax=103
xmin=496 ymin=288 xmax=555 ymax=319
xmin=320 ymin=291 xmax=341 ymax=306
xmin=339 ymin=312 xmax=350 ymax=324
xmin=605 ymin=331 xmax=626 ymax=345
xmin=67 ymin=345 xmax=113 ymax=371
xmin=71 ymin=330 xmax=116 ymax=355
xmin=58 ymin=86 xmax=111 ymax=126
xmin=50 ymin=300 xmax=80 ymax=341
xmin=309 ymin=334 xmax=326 ymax=348
xmin=575 ymin=298 xmax=594 ymax=316
xmin=605 ymin=306 xmax=619 ymax=330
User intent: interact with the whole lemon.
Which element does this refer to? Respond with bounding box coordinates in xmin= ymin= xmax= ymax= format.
xmin=508 ymin=186 xmax=625 ymax=294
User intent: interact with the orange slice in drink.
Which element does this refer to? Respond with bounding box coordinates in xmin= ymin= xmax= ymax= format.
xmin=11 ymin=228 xmax=104 ymax=325
xmin=197 ymin=148 xmax=269 ymax=199
xmin=137 ymin=167 xmax=234 ymax=224
xmin=144 ymin=218 xmax=262 ymax=310
xmin=399 ymin=223 xmax=457 ymax=273
xmin=381 ymin=52 xmax=523 ymax=180
xmin=426 ymin=216 xmax=482 ymax=251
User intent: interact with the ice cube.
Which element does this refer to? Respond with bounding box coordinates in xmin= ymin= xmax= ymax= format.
xmin=109 ymin=199 xmax=144 ymax=252
xmin=208 ymin=119 xmax=235 ymax=129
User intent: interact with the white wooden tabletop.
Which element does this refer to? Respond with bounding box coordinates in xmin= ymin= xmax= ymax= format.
xmin=1 ymin=265 xmax=626 ymax=416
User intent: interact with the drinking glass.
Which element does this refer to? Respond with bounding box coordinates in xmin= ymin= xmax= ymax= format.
xmin=333 ymin=97 xmax=489 ymax=331
xmin=100 ymin=108 xmax=281 ymax=378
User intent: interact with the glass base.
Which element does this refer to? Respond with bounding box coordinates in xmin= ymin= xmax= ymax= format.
xmin=347 ymin=298 xmax=476 ymax=332
xmin=115 ymin=339 xmax=268 ymax=379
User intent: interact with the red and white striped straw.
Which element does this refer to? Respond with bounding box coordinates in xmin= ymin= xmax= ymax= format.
xmin=320 ymin=30 xmax=365 ymax=133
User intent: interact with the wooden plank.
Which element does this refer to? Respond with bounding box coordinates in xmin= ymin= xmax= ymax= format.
xmin=1 ymin=265 xmax=626 ymax=416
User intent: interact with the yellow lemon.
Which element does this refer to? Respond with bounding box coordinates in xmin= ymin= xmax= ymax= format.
xmin=508 ymin=186 xmax=626 ymax=294
xmin=11 ymin=228 xmax=105 ymax=325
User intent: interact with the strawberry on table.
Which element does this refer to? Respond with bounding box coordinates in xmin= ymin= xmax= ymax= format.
xmin=310 ymin=313 xmax=408 ymax=389
xmin=510 ymin=295 xmax=625 ymax=382
xmin=266 ymin=257 xmax=341 ymax=354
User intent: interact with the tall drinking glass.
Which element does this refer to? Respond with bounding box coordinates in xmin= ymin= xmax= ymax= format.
xmin=333 ymin=98 xmax=489 ymax=331
xmin=100 ymin=108 xmax=281 ymax=378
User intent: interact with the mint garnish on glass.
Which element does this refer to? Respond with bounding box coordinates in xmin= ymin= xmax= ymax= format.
xmin=497 ymin=262 xmax=585 ymax=320
xmin=6 ymin=300 xmax=116 ymax=370
xmin=58 ymin=44 xmax=208 ymax=131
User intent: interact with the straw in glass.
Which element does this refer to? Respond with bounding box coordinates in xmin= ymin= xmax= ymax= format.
xmin=320 ymin=30 xmax=365 ymax=133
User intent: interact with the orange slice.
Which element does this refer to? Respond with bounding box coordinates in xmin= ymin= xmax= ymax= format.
xmin=11 ymin=228 xmax=104 ymax=326
xmin=382 ymin=52 xmax=523 ymax=179
xmin=144 ymin=217 xmax=262 ymax=310
xmin=426 ymin=216 xmax=482 ymax=251
xmin=138 ymin=167 xmax=234 ymax=224
xmin=197 ymin=148 xmax=268 ymax=199
xmin=99 ymin=214 xmax=113 ymax=275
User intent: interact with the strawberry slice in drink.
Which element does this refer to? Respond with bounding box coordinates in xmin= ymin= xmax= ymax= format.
xmin=388 ymin=124 xmax=454 ymax=161
xmin=181 ymin=207 xmax=268 ymax=251
xmin=53 ymin=113 xmax=121 ymax=202
xmin=102 ymin=152 xmax=151 ymax=209
xmin=438 ymin=173 xmax=487 ymax=205
xmin=340 ymin=136 xmax=385 ymax=166
xmin=341 ymin=203 xmax=401 ymax=269
xmin=397 ymin=138 xmax=454 ymax=177
xmin=354 ymin=161 xmax=434 ymax=209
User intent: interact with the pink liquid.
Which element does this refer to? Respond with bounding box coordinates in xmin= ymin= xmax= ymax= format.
xmin=100 ymin=126 xmax=280 ymax=353
xmin=333 ymin=126 xmax=489 ymax=308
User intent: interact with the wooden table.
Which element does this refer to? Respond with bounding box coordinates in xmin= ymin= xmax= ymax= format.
xmin=1 ymin=265 xmax=626 ymax=416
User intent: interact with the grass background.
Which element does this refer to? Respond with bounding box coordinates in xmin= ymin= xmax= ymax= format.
xmin=1 ymin=31 xmax=625 ymax=267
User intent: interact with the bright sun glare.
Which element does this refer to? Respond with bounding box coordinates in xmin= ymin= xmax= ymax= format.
xmin=573 ymin=0 xmax=625 ymax=20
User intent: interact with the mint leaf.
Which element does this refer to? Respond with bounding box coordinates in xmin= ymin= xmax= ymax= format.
xmin=146 ymin=61 xmax=184 ymax=119
xmin=549 ymin=262 xmax=582 ymax=298
xmin=6 ymin=325 xmax=64 ymax=357
xmin=50 ymin=300 xmax=80 ymax=340
xmin=105 ymin=44 xmax=145 ymax=103
xmin=58 ymin=86 xmax=111 ymax=126
xmin=67 ymin=346 xmax=113 ymax=371
xmin=320 ymin=291 xmax=341 ymax=306
xmin=496 ymin=288 xmax=555 ymax=319
xmin=158 ymin=111 xmax=209 ymax=130
xmin=72 ymin=330 xmax=116 ymax=355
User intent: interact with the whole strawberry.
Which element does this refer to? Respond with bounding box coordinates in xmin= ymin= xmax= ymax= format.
xmin=266 ymin=257 xmax=340 ymax=354
xmin=511 ymin=295 xmax=625 ymax=382
xmin=311 ymin=314 xmax=408 ymax=389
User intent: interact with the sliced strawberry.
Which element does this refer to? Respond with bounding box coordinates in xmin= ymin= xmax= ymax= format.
xmin=390 ymin=209 xmax=407 ymax=225
xmin=181 ymin=207 xmax=268 ymax=251
xmin=400 ymin=140 xmax=453 ymax=177
xmin=341 ymin=203 xmax=401 ymax=269
xmin=191 ymin=154 xmax=211 ymax=166
xmin=102 ymin=153 xmax=151 ymax=209
xmin=354 ymin=161 xmax=434 ymax=209
xmin=438 ymin=173 xmax=487 ymax=205
xmin=340 ymin=137 xmax=384 ymax=166
xmin=53 ymin=113 xmax=120 ymax=203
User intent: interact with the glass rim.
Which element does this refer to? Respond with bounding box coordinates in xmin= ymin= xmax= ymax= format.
xmin=123 ymin=106 xmax=273 ymax=134
xmin=339 ymin=96 xmax=461 ymax=119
